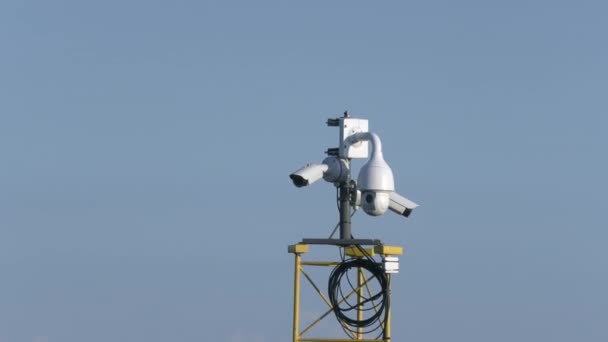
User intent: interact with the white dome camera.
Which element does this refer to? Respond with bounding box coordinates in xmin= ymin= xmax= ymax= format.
xmin=346 ymin=132 xmax=396 ymax=217
xmin=361 ymin=191 xmax=391 ymax=216
xmin=356 ymin=190 xmax=419 ymax=217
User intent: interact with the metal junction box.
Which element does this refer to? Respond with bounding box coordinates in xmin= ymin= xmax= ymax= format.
xmin=339 ymin=118 xmax=369 ymax=159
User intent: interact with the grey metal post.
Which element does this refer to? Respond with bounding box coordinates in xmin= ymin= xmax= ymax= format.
xmin=339 ymin=181 xmax=351 ymax=240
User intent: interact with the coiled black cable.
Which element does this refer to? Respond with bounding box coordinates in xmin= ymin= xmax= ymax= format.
xmin=327 ymin=252 xmax=389 ymax=336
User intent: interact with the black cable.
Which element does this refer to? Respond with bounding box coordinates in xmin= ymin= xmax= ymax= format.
xmin=353 ymin=243 xmax=391 ymax=340
xmin=330 ymin=259 xmax=385 ymax=335
xmin=328 ymin=253 xmax=389 ymax=336
xmin=335 ymin=242 xmax=390 ymax=338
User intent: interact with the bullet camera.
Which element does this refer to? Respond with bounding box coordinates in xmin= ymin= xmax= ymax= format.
xmin=290 ymin=164 xmax=327 ymax=188
xmin=289 ymin=157 xmax=349 ymax=187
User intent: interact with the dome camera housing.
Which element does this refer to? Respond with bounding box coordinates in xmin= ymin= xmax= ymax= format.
xmin=361 ymin=190 xmax=390 ymax=216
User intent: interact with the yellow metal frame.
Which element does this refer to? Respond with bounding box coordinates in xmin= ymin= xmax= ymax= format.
xmin=288 ymin=244 xmax=403 ymax=342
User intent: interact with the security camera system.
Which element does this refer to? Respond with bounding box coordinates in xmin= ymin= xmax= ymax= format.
xmin=287 ymin=112 xmax=421 ymax=342
xmin=289 ymin=113 xmax=419 ymax=240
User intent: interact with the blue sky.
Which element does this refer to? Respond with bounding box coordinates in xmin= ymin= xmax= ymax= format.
xmin=1 ymin=1 xmax=607 ymax=341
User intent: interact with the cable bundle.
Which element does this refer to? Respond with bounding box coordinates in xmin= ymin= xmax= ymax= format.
xmin=327 ymin=251 xmax=390 ymax=337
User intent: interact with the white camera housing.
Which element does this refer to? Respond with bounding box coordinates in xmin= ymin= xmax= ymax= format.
xmin=355 ymin=190 xmax=418 ymax=218
xmin=289 ymin=163 xmax=328 ymax=187
xmin=360 ymin=190 xmax=391 ymax=216
xmin=289 ymin=157 xmax=349 ymax=187
xmin=388 ymin=192 xmax=419 ymax=217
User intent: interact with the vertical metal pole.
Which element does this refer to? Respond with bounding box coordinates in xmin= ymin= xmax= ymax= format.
xmin=339 ymin=181 xmax=351 ymax=240
xmin=292 ymin=253 xmax=301 ymax=342
xmin=357 ymin=266 xmax=364 ymax=340
xmin=384 ymin=273 xmax=392 ymax=342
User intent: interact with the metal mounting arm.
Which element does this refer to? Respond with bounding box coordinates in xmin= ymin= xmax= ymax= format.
xmin=344 ymin=132 xmax=384 ymax=160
